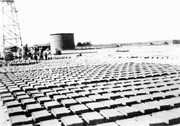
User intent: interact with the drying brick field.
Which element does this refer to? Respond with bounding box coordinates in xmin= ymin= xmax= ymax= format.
xmin=1 ymin=45 xmax=180 ymax=126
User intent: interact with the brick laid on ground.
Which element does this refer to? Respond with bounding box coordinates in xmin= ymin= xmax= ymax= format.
xmin=7 ymin=106 xmax=25 ymax=116
xmin=0 ymin=93 xmax=12 ymax=98
xmin=53 ymin=95 xmax=68 ymax=102
xmin=134 ymin=115 xmax=167 ymax=126
xmin=16 ymin=94 xmax=30 ymax=101
xmin=75 ymin=97 xmax=93 ymax=104
xmin=32 ymin=110 xmax=52 ymax=123
xmin=116 ymin=118 xmax=145 ymax=126
xmin=44 ymin=101 xmax=61 ymax=110
xmin=61 ymin=99 xmax=78 ymax=107
xmin=152 ymin=111 xmax=180 ymax=125
xmin=116 ymin=106 xmax=141 ymax=117
xmin=5 ymin=100 xmax=21 ymax=108
xmin=96 ymin=122 xmax=118 ymax=126
xmin=40 ymin=119 xmax=61 ymax=126
xmin=70 ymin=104 xmax=90 ymax=114
xmin=131 ymin=103 xmax=158 ymax=114
xmin=51 ymin=107 xmax=71 ymax=119
xmin=82 ymin=111 xmax=105 ymax=125
xmin=61 ymin=115 xmax=84 ymax=126
xmin=37 ymin=96 xmax=52 ymax=104
xmin=10 ymin=115 xmax=33 ymax=126
xmin=26 ymin=103 xmax=44 ymax=113
xmin=100 ymin=109 xmax=125 ymax=121
xmin=101 ymin=100 xmax=122 ymax=108
xmin=86 ymin=102 xmax=108 ymax=111
xmin=2 ymin=96 xmax=14 ymax=103
xmin=21 ymin=98 xmax=36 ymax=106
xmin=89 ymin=94 xmax=109 ymax=102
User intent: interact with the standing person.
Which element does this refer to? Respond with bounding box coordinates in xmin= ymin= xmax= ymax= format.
xmin=44 ymin=49 xmax=48 ymax=60
xmin=23 ymin=44 xmax=28 ymax=59
xmin=29 ymin=48 xmax=34 ymax=59
xmin=39 ymin=47 xmax=43 ymax=60
xmin=34 ymin=53 xmax=38 ymax=61
xmin=46 ymin=48 xmax=51 ymax=59
xmin=27 ymin=51 xmax=32 ymax=60
xmin=33 ymin=47 xmax=38 ymax=61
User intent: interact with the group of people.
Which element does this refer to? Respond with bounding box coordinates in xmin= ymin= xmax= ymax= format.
xmin=24 ymin=45 xmax=51 ymax=60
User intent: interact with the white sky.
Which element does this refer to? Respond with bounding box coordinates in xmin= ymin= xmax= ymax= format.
xmin=11 ymin=0 xmax=180 ymax=45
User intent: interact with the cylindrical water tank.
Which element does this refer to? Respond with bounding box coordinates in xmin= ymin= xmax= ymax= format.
xmin=50 ymin=33 xmax=75 ymax=54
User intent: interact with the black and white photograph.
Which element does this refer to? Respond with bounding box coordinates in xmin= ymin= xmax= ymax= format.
xmin=0 ymin=0 xmax=180 ymax=126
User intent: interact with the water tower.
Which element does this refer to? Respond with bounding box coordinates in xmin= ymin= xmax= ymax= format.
xmin=0 ymin=0 xmax=23 ymax=57
xmin=50 ymin=33 xmax=75 ymax=54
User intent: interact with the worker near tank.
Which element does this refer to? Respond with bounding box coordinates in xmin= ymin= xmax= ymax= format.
xmin=23 ymin=44 xmax=28 ymax=59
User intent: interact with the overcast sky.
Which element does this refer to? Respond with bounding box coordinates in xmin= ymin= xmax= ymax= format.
xmin=11 ymin=0 xmax=180 ymax=45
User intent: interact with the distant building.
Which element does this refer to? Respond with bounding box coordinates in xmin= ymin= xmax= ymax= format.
xmin=33 ymin=43 xmax=50 ymax=51
xmin=173 ymin=40 xmax=180 ymax=44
